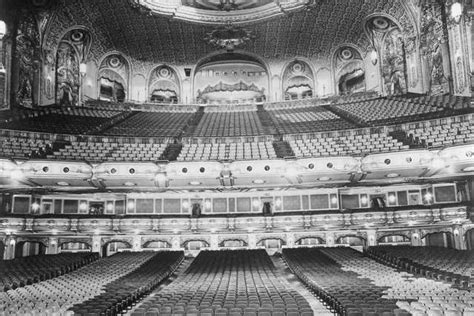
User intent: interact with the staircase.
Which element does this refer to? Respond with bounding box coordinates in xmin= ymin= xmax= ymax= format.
xmin=273 ymin=140 xmax=295 ymax=158
xmin=389 ymin=130 xmax=426 ymax=149
xmin=181 ymin=107 xmax=205 ymax=137
xmin=159 ymin=143 xmax=183 ymax=161
xmin=256 ymin=104 xmax=278 ymax=135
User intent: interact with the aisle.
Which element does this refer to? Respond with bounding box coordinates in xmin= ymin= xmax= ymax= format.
xmin=270 ymin=255 xmax=334 ymax=316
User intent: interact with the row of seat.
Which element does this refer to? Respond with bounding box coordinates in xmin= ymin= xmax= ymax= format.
xmin=48 ymin=141 xmax=168 ymax=162
xmin=189 ymin=111 xmax=271 ymax=137
xmin=68 ymin=251 xmax=184 ymax=316
xmin=130 ymin=250 xmax=313 ymax=316
xmin=365 ymin=246 xmax=474 ymax=289
xmin=177 ymin=142 xmax=277 ymax=161
xmin=0 ymin=253 xmax=99 ymax=292
xmin=0 ymin=252 xmax=158 ymax=315
xmin=288 ymin=132 xmax=409 ymax=157
xmin=282 ymin=247 xmax=474 ymax=316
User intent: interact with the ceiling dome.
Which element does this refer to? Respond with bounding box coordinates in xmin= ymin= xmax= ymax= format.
xmin=129 ymin=0 xmax=311 ymax=24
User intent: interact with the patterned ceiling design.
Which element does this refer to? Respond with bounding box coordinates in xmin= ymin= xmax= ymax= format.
xmin=44 ymin=0 xmax=414 ymax=65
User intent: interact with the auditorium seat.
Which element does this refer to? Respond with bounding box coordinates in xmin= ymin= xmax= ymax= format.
xmin=287 ymin=131 xmax=408 ymax=157
xmin=405 ymin=118 xmax=474 ymax=148
xmin=68 ymin=251 xmax=183 ymax=315
xmin=131 ymin=250 xmax=313 ymax=315
xmin=332 ymin=95 xmax=470 ymax=126
xmin=189 ymin=109 xmax=271 ymax=137
xmin=178 ymin=141 xmax=277 ymax=161
xmin=282 ymin=247 xmax=474 ymax=316
xmin=0 ymin=253 xmax=98 ymax=292
xmin=49 ymin=140 xmax=168 ymax=162
xmin=366 ymin=246 xmax=474 ymax=289
xmin=103 ymin=110 xmax=195 ymax=137
xmin=265 ymin=105 xmax=356 ymax=134
xmin=0 ymin=252 xmax=164 ymax=315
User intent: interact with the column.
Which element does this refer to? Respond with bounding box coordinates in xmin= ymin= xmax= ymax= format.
xmin=92 ymin=235 xmax=101 ymax=256
xmin=209 ymin=234 xmax=218 ymax=250
xmin=410 ymin=229 xmax=422 ymax=246
xmin=325 ymin=232 xmax=335 ymax=247
xmin=446 ymin=2 xmax=472 ymax=95
xmin=366 ymin=230 xmax=378 ymax=247
xmin=453 ymin=225 xmax=466 ymax=250
xmin=3 ymin=236 xmax=16 ymax=260
xmin=132 ymin=235 xmax=141 ymax=252
xmin=46 ymin=237 xmax=58 ymax=255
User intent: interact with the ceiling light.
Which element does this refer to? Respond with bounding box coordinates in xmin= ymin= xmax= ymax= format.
xmin=56 ymin=181 xmax=70 ymax=186
xmin=318 ymin=176 xmax=331 ymax=181
xmin=462 ymin=166 xmax=474 ymax=172
xmin=189 ymin=181 xmax=201 ymax=186
xmin=386 ymin=173 xmax=399 ymax=178
xmin=124 ymin=182 xmax=136 ymax=186
xmin=253 ymin=179 xmax=265 ymax=184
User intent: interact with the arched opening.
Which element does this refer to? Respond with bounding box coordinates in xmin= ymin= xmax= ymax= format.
xmin=219 ymin=239 xmax=247 ymax=249
xmin=142 ymin=240 xmax=171 ymax=250
xmin=466 ymin=228 xmax=474 ymax=250
xmin=15 ymin=241 xmax=46 ymax=258
xmin=282 ymin=60 xmax=314 ymax=100
xmin=377 ymin=234 xmax=410 ymax=245
xmin=256 ymin=238 xmax=286 ymax=249
xmin=182 ymin=239 xmax=209 ymax=251
xmin=101 ymin=240 xmax=132 ymax=257
xmin=60 ymin=241 xmax=91 ymax=253
xmin=148 ymin=65 xmax=179 ymax=103
xmin=422 ymin=231 xmax=454 ymax=248
xmin=336 ymin=235 xmax=366 ymax=247
xmin=98 ymin=54 xmax=129 ymax=103
xmin=194 ymin=53 xmax=269 ymax=104
xmin=333 ymin=46 xmax=366 ymax=96
xmin=295 ymin=237 xmax=325 ymax=247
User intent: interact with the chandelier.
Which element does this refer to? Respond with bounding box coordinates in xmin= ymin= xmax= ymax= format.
xmin=205 ymin=24 xmax=255 ymax=52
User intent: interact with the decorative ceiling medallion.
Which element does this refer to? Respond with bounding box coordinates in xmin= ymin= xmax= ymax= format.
xmin=292 ymin=62 xmax=303 ymax=73
xmin=185 ymin=0 xmax=272 ymax=11
xmin=159 ymin=67 xmax=171 ymax=78
xmin=367 ymin=16 xmax=397 ymax=33
xmin=205 ymin=25 xmax=255 ymax=51
xmin=340 ymin=49 xmax=353 ymax=60
xmin=129 ymin=0 xmax=311 ymax=25
xmin=108 ymin=56 xmax=122 ymax=68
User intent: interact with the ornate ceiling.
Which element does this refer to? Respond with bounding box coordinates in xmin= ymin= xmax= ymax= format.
xmin=42 ymin=0 xmax=414 ymax=65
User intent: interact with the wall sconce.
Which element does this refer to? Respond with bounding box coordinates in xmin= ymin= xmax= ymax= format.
xmin=370 ymin=49 xmax=378 ymax=65
xmin=79 ymin=63 xmax=87 ymax=76
xmin=451 ymin=1 xmax=463 ymax=23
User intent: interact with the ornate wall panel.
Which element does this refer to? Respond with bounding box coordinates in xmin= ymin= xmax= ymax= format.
xmin=420 ymin=2 xmax=450 ymax=95
xmin=98 ymin=54 xmax=129 ymax=102
xmin=15 ymin=12 xmax=40 ymax=107
xmin=333 ymin=46 xmax=366 ymax=95
xmin=148 ymin=65 xmax=180 ymax=103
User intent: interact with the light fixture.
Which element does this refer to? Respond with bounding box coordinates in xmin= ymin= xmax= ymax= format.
xmin=31 ymin=202 xmax=40 ymax=212
xmin=182 ymin=200 xmax=190 ymax=209
xmin=79 ymin=63 xmax=87 ymax=76
xmin=451 ymin=2 xmax=463 ymax=23
xmin=127 ymin=200 xmax=135 ymax=211
xmin=370 ymin=49 xmax=378 ymax=65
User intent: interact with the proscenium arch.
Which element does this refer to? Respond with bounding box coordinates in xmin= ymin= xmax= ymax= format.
xmin=146 ymin=64 xmax=182 ymax=103
xmin=97 ymin=51 xmax=133 ymax=101
xmin=280 ymin=57 xmax=317 ymax=99
xmin=192 ymin=50 xmax=272 ymax=102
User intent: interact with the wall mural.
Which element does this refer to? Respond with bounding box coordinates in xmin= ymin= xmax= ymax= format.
xmin=195 ymin=61 xmax=268 ymax=104
xmin=148 ymin=66 xmax=179 ymax=103
xmin=334 ymin=46 xmax=366 ymax=95
xmin=282 ymin=60 xmax=314 ymax=100
xmin=16 ymin=12 xmax=40 ymax=107
xmin=420 ymin=2 xmax=449 ymax=95
xmin=98 ymin=54 xmax=129 ymax=102
xmin=55 ymin=29 xmax=91 ymax=106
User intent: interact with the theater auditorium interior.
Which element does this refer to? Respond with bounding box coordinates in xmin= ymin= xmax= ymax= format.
xmin=0 ymin=0 xmax=474 ymax=315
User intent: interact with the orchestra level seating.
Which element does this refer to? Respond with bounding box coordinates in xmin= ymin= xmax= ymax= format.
xmin=0 ymin=253 xmax=99 ymax=292
xmin=365 ymin=246 xmax=474 ymax=290
xmin=177 ymin=141 xmax=277 ymax=161
xmin=0 ymin=252 xmax=169 ymax=315
xmin=282 ymin=247 xmax=474 ymax=316
xmin=130 ymin=250 xmax=313 ymax=316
